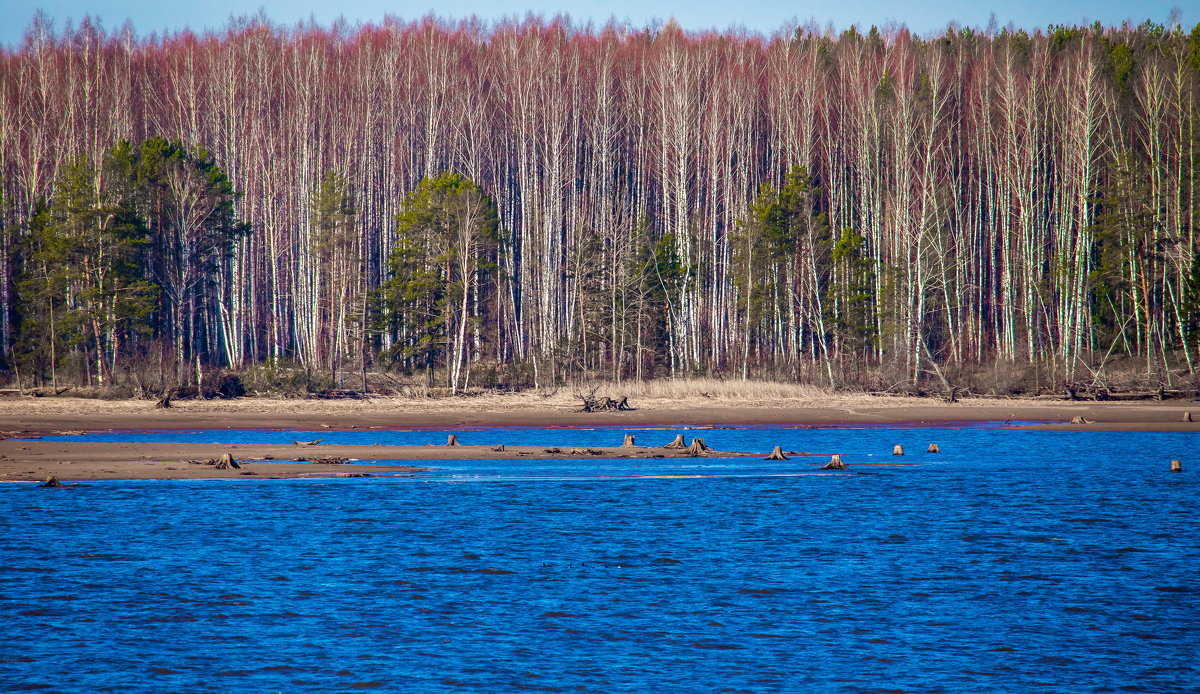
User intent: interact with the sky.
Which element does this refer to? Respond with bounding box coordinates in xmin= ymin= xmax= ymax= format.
xmin=1 ymin=0 xmax=1194 ymax=47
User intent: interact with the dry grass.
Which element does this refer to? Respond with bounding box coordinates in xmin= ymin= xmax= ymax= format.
xmin=577 ymin=378 xmax=832 ymax=403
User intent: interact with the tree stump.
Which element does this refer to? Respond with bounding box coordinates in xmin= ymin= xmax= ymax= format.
xmin=617 ymin=396 xmax=633 ymax=411
xmin=491 ymin=444 xmax=506 ymax=452
xmin=1183 ymin=412 xmax=1193 ymax=423
xmin=685 ymin=438 xmax=710 ymax=456
xmin=622 ymin=434 xmax=636 ymax=447
xmin=39 ymin=476 xmax=65 ymax=487
xmin=893 ymin=445 xmax=904 ymax=456
xmin=1171 ymin=459 xmax=1183 ymax=473
xmin=664 ymin=434 xmax=687 ymax=449
xmin=446 ymin=434 xmax=459 ymax=446
xmin=927 ymin=443 xmax=940 ymax=453
xmin=214 ymin=453 xmax=240 ymax=470
xmin=1070 ymin=416 xmax=1089 ymax=424
xmin=821 ymin=454 xmax=847 ymax=470
xmin=764 ymin=446 xmax=788 ymax=461
xmin=155 ymin=391 xmax=172 ymax=409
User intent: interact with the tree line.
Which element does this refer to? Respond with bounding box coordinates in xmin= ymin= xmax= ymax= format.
xmin=2 ymin=15 xmax=1200 ymax=392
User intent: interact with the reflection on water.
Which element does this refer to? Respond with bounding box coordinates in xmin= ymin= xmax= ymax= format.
xmin=1 ymin=425 xmax=1198 ymax=692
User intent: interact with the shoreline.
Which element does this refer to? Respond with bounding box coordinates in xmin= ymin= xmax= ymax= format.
xmin=0 ymin=394 xmax=1195 ymax=482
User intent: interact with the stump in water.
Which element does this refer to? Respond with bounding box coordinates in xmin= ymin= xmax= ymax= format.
xmin=446 ymin=434 xmax=459 ymax=446
xmin=893 ymin=445 xmax=904 ymax=456
xmin=764 ymin=446 xmax=788 ymax=461
xmin=214 ymin=453 xmax=240 ymax=470
xmin=1171 ymin=459 xmax=1183 ymax=473
xmin=928 ymin=443 xmax=940 ymax=453
xmin=664 ymin=434 xmax=687 ymax=449
xmin=822 ymin=454 xmax=847 ymax=470
xmin=1183 ymin=412 xmax=1193 ymax=422
xmin=685 ymin=438 xmax=711 ymax=456
xmin=39 ymin=476 xmax=65 ymax=487
xmin=622 ymin=434 xmax=636 ymax=447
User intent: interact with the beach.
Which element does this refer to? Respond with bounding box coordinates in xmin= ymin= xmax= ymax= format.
xmin=0 ymin=392 xmax=1195 ymax=481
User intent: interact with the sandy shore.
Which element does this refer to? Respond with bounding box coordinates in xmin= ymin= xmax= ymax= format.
xmin=0 ymin=392 xmax=1194 ymax=482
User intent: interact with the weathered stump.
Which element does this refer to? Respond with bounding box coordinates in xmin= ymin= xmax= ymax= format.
xmin=39 ymin=475 xmax=65 ymax=487
xmin=664 ymin=434 xmax=687 ymax=449
xmin=1183 ymin=412 xmax=1193 ymax=423
xmin=764 ymin=446 xmax=788 ymax=461
xmin=893 ymin=445 xmax=904 ymax=456
xmin=617 ymin=396 xmax=633 ymax=411
xmin=1171 ymin=459 xmax=1183 ymax=473
xmin=622 ymin=434 xmax=636 ymax=447
xmin=927 ymin=443 xmax=940 ymax=453
xmin=821 ymin=454 xmax=847 ymax=470
xmin=214 ymin=453 xmax=240 ymax=470
xmin=685 ymin=438 xmax=711 ymax=456
xmin=155 ymin=391 xmax=172 ymax=409
xmin=1070 ymin=416 xmax=1089 ymax=424
xmin=446 ymin=434 xmax=459 ymax=446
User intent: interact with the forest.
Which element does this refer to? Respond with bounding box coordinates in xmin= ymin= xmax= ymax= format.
xmin=2 ymin=14 xmax=1200 ymax=396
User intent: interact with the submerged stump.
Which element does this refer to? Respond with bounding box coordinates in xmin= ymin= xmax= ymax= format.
xmin=664 ymin=434 xmax=687 ymax=449
xmin=446 ymin=434 xmax=459 ymax=446
xmin=928 ymin=443 xmax=940 ymax=453
xmin=822 ymin=454 xmax=847 ymax=470
xmin=893 ymin=445 xmax=904 ymax=456
xmin=1172 ymin=459 xmax=1183 ymax=473
xmin=764 ymin=446 xmax=788 ymax=461
xmin=39 ymin=475 xmax=65 ymax=487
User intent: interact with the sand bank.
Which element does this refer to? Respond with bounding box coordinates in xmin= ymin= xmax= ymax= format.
xmin=0 ymin=393 xmax=1194 ymax=481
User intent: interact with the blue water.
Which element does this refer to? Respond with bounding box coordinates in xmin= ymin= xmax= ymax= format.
xmin=2 ymin=426 xmax=1197 ymax=692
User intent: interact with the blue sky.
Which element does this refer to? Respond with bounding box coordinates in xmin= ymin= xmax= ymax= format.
xmin=2 ymin=1 xmax=1193 ymax=46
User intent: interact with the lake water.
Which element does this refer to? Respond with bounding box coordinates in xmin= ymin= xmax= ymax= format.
xmin=2 ymin=425 xmax=1197 ymax=692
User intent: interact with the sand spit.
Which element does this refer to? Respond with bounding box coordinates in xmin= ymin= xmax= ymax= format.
xmin=0 ymin=393 xmax=1194 ymax=481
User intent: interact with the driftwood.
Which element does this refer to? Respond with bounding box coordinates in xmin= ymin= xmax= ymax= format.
xmin=544 ymin=448 xmax=562 ymax=454
xmin=310 ymin=457 xmax=348 ymax=465
xmin=764 ymin=446 xmax=788 ymax=461
xmin=664 ymin=434 xmax=687 ymax=449
xmin=927 ymin=443 xmax=940 ymax=453
xmin=446 ymin=434 xmax=459 ymax=446
xmin=577 ymin=387 xmax=635 ymax=412
xmin=821 ymin=454 xmax=847 ymax=470
xmin=685 ymin=438 xmax=711 ymax=456
xmin=622 ymin=434 xmax=636 ymax=447
xmin=293 ymin=439 xmax=322 ymax=446
xmin=491 ymin=444 xmax=506 ymax=452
